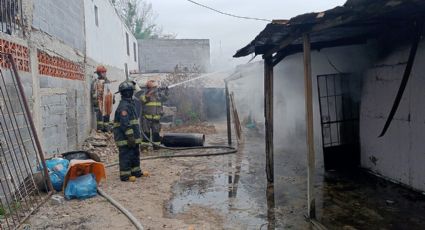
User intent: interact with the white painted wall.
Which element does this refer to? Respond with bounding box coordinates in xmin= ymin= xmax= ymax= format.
xmin=273 ymin=44 xmax=375 ymax=168
xmin=84 ymin=0 xmax=139 ymax=73
xmin=272 ymin=39 xmax=425 ymax=192
xmin=360 ymin=39 xmax=425 ymax=192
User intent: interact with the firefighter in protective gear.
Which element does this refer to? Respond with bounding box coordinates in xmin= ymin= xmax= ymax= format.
xmin=140 ymin=79 xmax=169 ymax=150
xmin=91 ymin=65 xmax=114 ymax=132
xmin=113 ymin=81 xmax=143 ymax=181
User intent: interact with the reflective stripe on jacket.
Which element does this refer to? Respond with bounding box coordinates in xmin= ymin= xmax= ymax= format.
xmin=140 ymin=89 xmax=167 ymax=120
xmin=113 ymin=98 xmax=142 ymax=147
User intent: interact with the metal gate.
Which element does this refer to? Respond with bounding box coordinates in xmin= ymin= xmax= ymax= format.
xmin=0 ymin=53 xmax=52 ymax=229
xmin=317 ymin=73 xmax=360 ymax=170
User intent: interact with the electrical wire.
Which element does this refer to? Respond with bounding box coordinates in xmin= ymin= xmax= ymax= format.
xmin=185 ymin=0 xmax=271 ymax=22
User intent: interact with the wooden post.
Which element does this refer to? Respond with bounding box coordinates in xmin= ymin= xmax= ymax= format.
xmin=264 ymin=57 xmax=274 ymax=183
xmin=303 ymin=34 xmax=316 ymax=218
xmin=225 ymin=81 xmax=232 ymax=146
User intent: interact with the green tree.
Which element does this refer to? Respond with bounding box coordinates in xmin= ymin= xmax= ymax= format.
xmin=113 ymin=0 xmax=175 ymax=39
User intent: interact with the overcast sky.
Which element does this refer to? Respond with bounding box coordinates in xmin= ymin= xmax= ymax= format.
xmin=151 ymin=0 xmax=346 ymax=71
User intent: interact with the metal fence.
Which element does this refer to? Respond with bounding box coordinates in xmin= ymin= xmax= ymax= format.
xmin=0 ymin=0 xmax=23 ymax=35
xmin=0 ymin=53 xmax=51 ymax=229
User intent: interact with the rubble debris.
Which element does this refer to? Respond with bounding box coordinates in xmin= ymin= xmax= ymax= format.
xmin=50 ymin=195 xmax=65 ymax=206
xmin=92 ymin=141 xmax=108 ymax=147
xmin=82 ymin=131 xmax=119 ymax=164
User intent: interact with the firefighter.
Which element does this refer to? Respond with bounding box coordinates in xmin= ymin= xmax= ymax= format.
xmin=113 ymin=81 xmax=143 ymax=181
xmin=91 ymin=65 xmax=113 ymax=132
xmin=140 ymin=79 xmax=169 ymax=150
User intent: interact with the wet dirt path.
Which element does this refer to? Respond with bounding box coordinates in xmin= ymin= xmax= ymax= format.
xmin=25 ymin=123 xmax=425 ymax=229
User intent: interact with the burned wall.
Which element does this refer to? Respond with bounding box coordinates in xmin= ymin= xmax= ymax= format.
xmin=272 ymin=44 xmax=375 ymax=170
xmin=360 ymin=39 xmax=425 ymax=192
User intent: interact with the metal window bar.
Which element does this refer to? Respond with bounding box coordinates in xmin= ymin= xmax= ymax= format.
xmin=0 ymin=0 xmax=22 ymax=35
xmin=317 ymin=73 xmax=360 ymax=148
xmin=0 ymin=53 xmax=52 ymax=229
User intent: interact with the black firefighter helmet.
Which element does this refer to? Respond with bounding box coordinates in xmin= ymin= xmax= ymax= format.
xmin=118 ymin=81 xmax=135 ymax=98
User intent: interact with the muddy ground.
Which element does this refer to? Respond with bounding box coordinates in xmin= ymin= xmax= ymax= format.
xmin=24 ymin=122 xmax=425 ymax=230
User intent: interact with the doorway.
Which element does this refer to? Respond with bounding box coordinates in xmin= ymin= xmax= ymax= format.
xmin=317 ymin=73 xmax=361 ymax=170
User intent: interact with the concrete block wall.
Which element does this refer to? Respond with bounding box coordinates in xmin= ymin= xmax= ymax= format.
xmin=139 ymin=39 xmax=210 ymax=73
xmin=360 ymin=39 xmax=425 ymax=192
xmin=32 ymin=0 xmax=85 ymax=51
xmin=39 ymin=76 xmax=89 ymax=155
xmin=40 ymin=88 xmax=68 ymax=155
xmin=31 ymin=25 xmax=90 ymax=156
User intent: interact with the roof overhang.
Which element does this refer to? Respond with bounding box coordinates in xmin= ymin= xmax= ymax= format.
xmin=234 ymin=0 xmax=425 ymax=62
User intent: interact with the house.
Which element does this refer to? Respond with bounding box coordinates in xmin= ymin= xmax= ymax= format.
xmin=233 ymin=0 xmax=425 ymax=218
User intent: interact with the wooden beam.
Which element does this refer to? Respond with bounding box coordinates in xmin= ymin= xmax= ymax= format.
xmin=303 ymin=33 xmax=316 ymax=218
xmin=225 ymin=81 xmax=232 ymax=146
xmin=264 ymin=57 xmax=274 ymax=183
xmin=230 ymin=92 xmax=242 ymax=142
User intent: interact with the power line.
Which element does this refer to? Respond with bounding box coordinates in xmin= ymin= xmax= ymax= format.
xmin=185 ymin=0 xmax=272 ymax=22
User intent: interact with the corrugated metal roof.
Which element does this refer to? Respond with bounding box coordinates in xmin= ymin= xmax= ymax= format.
xmin=234 ymin=0 xmax=425 ymax=58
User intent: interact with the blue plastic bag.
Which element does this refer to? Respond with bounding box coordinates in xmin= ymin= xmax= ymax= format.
xmin=45 ymin=158 xmax=69 ymax=191
xmin=65 ymin=173 xmax=98 ymax=200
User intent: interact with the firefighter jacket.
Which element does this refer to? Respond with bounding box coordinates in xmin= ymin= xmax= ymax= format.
xmin=113 ymin=98 xmax=142 ymax=148
xmin=140 ymin=89 xmax=168 ymax=120
xmin=91 ymin=77 xmax=113 ymax=116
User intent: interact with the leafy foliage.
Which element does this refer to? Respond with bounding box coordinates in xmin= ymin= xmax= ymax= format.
xmin=113 ymin=0 xmax=176 ymax=39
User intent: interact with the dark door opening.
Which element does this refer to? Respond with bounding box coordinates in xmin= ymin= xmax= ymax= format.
xmin=317 ymin=73 xmax=360 ymax=171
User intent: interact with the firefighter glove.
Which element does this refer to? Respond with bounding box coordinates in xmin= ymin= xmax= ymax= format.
xmin=128 ymin=135 xmax=136 ymax=148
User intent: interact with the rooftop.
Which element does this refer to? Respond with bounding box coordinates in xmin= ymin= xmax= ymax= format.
xmin=234 ymin=0 xmax=425 ymax=62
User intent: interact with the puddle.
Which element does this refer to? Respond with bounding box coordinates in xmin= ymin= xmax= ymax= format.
xmin=166 ymin=139 xmax=276 ymax=229
xmin=166 ymin=130 xmax=425 ymax=229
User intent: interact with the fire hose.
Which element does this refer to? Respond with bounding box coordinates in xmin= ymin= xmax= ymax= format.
xmin=97 ymin=188 xmax=144 ymax=230
xmin=106 ymin=117 xmax=238 ymax=168
xmin=101 ymin=121 xmax=238 ymax=229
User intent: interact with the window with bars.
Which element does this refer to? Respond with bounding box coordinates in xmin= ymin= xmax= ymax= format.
xmin=0 ymin=0 xmax=23 ymax=35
